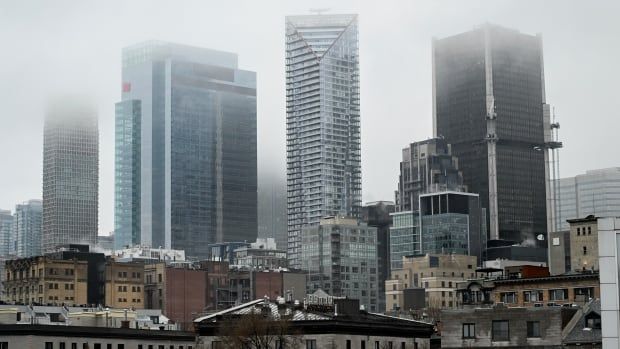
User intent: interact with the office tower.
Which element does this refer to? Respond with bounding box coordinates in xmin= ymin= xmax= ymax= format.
xmin=43 ymin=99 xmax=98 ymax=253
xmin=114 ymin=100 xmax=141 ymax=250
xmin=396 ymin=138 xmax=467 ymax=212
xmin=555 ymin=168 xmax=620 ymax=231
xmin=362 ymin=201 xmax=395 ymax=312
xmin=118 ymin=41 xmax=257 ymax=259
xmin=285 ymin=14 xmax=361 ymax=268
xmin=0 ymin=209 xmax=13 ymax=257
xmin=301 ymin=216 xmax=378 ymax=312
xmin=257 ymin=173 xmax=287 ymax=250
xmin=433 ymin=24 xmax=548 ymax=242
xmin=14 ymin=200 xmax=43 ymax=257
xmin=419 ymin=192 xmax=485 ymax=264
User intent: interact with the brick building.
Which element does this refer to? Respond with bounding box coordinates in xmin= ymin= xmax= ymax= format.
xmin=492 ymin=273 xmax=599 ymax=307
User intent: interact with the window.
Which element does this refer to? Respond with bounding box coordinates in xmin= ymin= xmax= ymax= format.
xmin=107 ymin=345 xmax=111 ymax=349
xmin=83 ymin=344 xmax=88 ymax=349
xmin=71 ymin=344 xmax=77 ymax=349
xmin=492 ymin=320 xmax=509 ymax=341
xmin=401 ymin=343 xmax=405 ymax=349
xmin=118 ymin=345 xmax=124 ymax=349
xmin=375 ymin=342 xmax=380 ymax=349
xmin=583 ymin=246 xmax=587 ymax=255
xmin=523 ymin=290 xmax=544 ymax=303
xmin=527 ymin=321 xmax=540 ymax=338
xmin=94 ymin=344 xmax=101 ymax=349
xmin=45 ymin=343 xmax=54 ymax=349
xmin=346 ymin=340 xmax=351 ymax=349
xmin=549 ymin=289 xmax=568 ymax=301
xmin=361 ymin=341 xmax=366 ymax=349
xmin=462 ymin=323 xmax=475 ymax=338
xmin=305 ymin=340 xmax=317 ymax=349
xmin=500 ymin=292 xmax=517 ymax=304
xmin=586 ymin=314 xmax=602 ymax=329
xmin=60 ymin=344 xmax=66 ymax=349
xmin=577 ymin=227 xmax=581 ymax=235
xmin=588 ymin=226 xmax=592 ymax=235
xmin=212 ymin=342 xmax=222 ymax=349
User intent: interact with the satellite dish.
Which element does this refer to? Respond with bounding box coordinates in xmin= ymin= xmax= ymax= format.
xmin=536 ymin=234 xmax=545 ymax=241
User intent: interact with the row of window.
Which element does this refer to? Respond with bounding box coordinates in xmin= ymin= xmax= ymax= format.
xmin=214 ymin=339 xmax=416 ymax=349
xmin=43 ymin=343 xmax=192 ymax=349
xmin=462 ymin=320 xmax=540 ymax=341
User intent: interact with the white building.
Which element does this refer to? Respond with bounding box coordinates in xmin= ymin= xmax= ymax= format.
xmin=557 ymin=168 xmax=620 ymax=230
xmin=597 ymin=217 xmax=620 ymax=348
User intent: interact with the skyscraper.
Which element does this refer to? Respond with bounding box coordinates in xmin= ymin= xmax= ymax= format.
xmin=285 ymin=14 xmax=361 ymax=268
xmin=396 ymin=138 xmax=467 ymax=212
xmin=14 ymin=199 xmax=43 ymax=257
xmin=117 ymin=41 xmax=257 ymax=259
xmin=43 ymin=100 xmax=98 ymax=252
xmin=555 ymin=168 xmax=620 ymax=231
xmin=0 ymin=209 xmax=13 ymax=257
xmin=433 ymin=24 xmax=548 ymax=242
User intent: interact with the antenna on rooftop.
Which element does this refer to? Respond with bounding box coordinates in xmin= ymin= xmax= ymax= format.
xmin=309 ymin=8 xmax=330 ymax=15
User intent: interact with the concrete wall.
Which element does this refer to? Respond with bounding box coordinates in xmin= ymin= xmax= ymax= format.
xmin=441 ymin=307 xmax=565 ymax=348
xmin=200 ymin=334 xmax=430 ymax=349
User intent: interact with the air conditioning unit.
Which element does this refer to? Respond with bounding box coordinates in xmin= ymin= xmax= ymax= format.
xmin=534 ymin=303 xmax=543 ymax=307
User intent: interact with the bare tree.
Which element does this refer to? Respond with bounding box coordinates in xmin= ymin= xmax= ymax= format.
xmin=216 ymin=312 xmax=302 ymax=349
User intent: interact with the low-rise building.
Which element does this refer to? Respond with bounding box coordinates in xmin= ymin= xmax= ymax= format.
xmin=105 ymin=261 xmax=145 ymax=309
xmin=3 ymin=256 xmax=89 ymax=306
xmin=386 ymin=254 xmax=479 ymax=312
xmin=194 ymin=298 xmax=434 ymax=349
xmin=0 ymin=324 xmax=194 ymax=349
xmin=441 ymin=304 xmax=580 ymax=348
xmin=233 ymin=238 xmax=287 ymax=269
xmin=224 ymin=269 xmax=306 ymax=307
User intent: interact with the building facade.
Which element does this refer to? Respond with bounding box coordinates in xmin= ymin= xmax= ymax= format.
xmin=385 ymin=254 xmax=478 ymax=312
xmin=43 ymin=99 xmax=99 ymax=252
xmin=14 ymin=200 xmax=43 ymax=257
xmin=301 ymin=216 xmax=378 ymax=312
xmin=396 ymin=138 xmax=467 ymax=212
xmin=0 ymin=209 xmax=13 ymax=257
xmin=285 ymin=14 xmax=361 ymax=268
xmin=597 ymin=217 xmax=620 ymax=348
xmin=389 ymin=211 xmax=420 ymax=270
xmin=420 ymin=191 xmax=485 ymax=263
xmin=104 ymin=260 xmax=144 ymax=309
xmin=117 ymin=41 xmax=257 ymax=259
xmin=556 ymin=168 xmax=620 ymax=231
xmin=549 ymin=215 xmax=600 ymax=275
xmin=433 ymin=24 xmax=548 ymax=243
xmin=114 ymin=99 xmax=141 ymax=250
xmin=362 ymin=201 xmax=395 ymax=312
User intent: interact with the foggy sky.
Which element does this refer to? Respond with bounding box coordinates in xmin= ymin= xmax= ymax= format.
xmin=1 ymin=0 xmax=618 ymax=235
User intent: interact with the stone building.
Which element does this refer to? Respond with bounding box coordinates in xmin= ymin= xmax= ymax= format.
xmin=195 ymin=298 xmax=434 ymax=349
xmin=385 ymin=254 xmax=479 ymax=312
xmin=104 ymin=260 xmax=145 ymax=309
xmin=441 ymin=305 xmax=578 ymax=348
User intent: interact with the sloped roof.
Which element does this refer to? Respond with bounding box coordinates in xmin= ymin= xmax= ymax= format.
xmin=563 ymin=299 xmax=602 ymax=345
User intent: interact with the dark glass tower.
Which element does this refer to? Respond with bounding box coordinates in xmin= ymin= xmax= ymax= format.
xmin=433 ymin=24 xmax=547 ymax=242
xmin=117 ymin=41 xmax=257 ymax=259
xmin=43 ymin=99 xmax=99 ymax=252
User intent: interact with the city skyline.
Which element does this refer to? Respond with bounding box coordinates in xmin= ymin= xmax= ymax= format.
xmin=0 ymin=0 xmax=618 ymax=235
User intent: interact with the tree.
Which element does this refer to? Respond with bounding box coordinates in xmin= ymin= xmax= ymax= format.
xmin=216 ymin=312 xmax=302 ymax=349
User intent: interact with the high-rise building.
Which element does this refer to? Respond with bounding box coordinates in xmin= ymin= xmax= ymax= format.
xmin=0 ymin=209 xmax=13 ymax=257
xmin=14 ymin=199 xmax=43 ymax=257
xmin=257 ymin=173 xmax=287 ymax=250
xmin=597 ymin=217 xmax=620 ymax=347
xmin=114 ymin=100 xmax=141 ymax=250
xmin=285 ymin=14 xmax=361 ymax=268
xmin=301 ymin=216 xmax=378 ymax=312
xmin=396 ymin=138 xmax=467 ymax=212
xmin=43 ymin=99 xmax=99 ymax=252
xmin=555 ymin=168 xmax=620 ymax=231
xmin=433 ymin=24 xmax=548 ymax=242
xmin=362 ymin=201 xmax=395 ymax=312
xmin=117 ymin=41 xmax=257 ymax=259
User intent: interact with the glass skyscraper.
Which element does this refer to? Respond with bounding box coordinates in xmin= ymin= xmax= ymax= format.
xmin=285 ymin=14 xmax=361 ymax=268
xmin=116 ymin=41 xmax=257 ymax=259
xmin=114 ymin=100 xmax=141 ymax=250
xmin=0 ymin=209 xmax=13 ymax=257
xmin=14 ymin=199 xmax=43 ymax=257
xmin=43 ymin=100 xmax=99 ymax=252
xmin=433 ymin=24 xmax=548 ymax=243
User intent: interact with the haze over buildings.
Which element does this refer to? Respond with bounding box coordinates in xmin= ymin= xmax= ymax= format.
xmin=42 ymin=100 xmax=99 ymax=252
